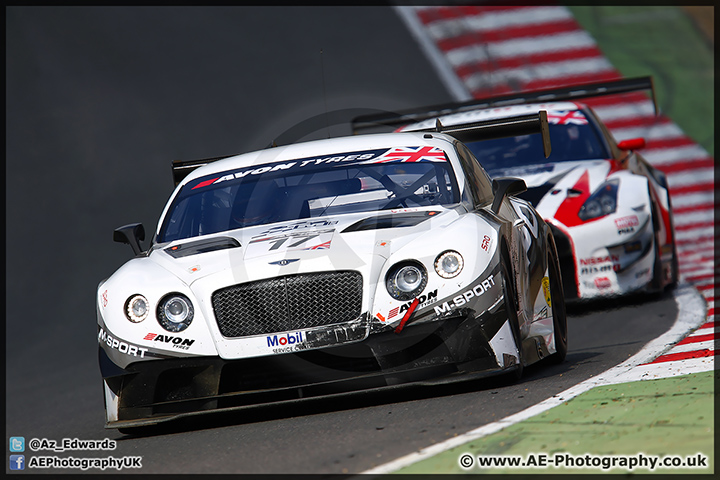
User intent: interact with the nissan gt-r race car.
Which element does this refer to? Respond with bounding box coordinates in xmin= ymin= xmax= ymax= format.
xmin=98 ymin=112 xmax=567 ymax=430
xmin=354 ymin=77 xmax=678 ymax=300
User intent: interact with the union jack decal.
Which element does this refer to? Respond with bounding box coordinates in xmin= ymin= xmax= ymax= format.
xmin=305 ymin=240 xmax=332 ymax=250
xmin=546 ymin=110 xmax=588 ymax=125
xmin=366 ymin=146 xmax=446 ymax=164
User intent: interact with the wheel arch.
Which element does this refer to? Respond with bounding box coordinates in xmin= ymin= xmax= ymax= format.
xmin=499 ymin=235 xmax=519 ymax=312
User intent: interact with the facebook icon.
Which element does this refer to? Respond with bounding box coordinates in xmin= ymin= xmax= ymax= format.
xmin=10 ymin=454 xmax=25 ymax=470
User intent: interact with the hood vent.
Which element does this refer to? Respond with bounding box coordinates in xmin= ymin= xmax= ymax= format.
xmin=342 ymin=211 xmax=440 ymax=233
xmin=517 ymin=184 xmax=555 ymax=207
xmin=165 ymin=237 xmax=240 ymax=258
xmin=514 ymin=164 xmax=581 ymax=206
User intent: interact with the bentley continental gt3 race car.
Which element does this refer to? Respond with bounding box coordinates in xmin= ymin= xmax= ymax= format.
xmin=354 ymin=77 xmax=678 ymax=300
xmin=98 ymin=113 xmax=567 ymax=430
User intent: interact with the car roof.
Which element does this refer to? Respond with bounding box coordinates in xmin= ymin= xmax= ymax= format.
xmin=179 ymin=131 xmax=458 ymax=186
xmin=400 ymin=101 xmax=583 ymax=131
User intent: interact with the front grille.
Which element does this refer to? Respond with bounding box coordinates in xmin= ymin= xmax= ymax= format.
xmin=212 ymin=271 xmax=363 ymax=338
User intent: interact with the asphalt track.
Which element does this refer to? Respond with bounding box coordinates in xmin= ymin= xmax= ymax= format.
xmin=6 ymin=7 xmax=680 ymax=475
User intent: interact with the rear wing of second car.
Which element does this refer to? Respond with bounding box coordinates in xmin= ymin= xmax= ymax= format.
xmin=430 ymin=110 xmax=552 ymax=159
xmin=352 ymin=76 xmax=657 ymax=135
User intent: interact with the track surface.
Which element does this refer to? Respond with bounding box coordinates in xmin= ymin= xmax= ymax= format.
xmin=6 ymin=7 xmax=679 ymax=474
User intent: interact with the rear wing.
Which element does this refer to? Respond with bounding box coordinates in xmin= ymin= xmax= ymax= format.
xmin=169 ymin=111 xmax=551 ymax=186
xmin=171 ymin=154 xmax=236 ymax=186
xmin=431 ymin=110 xmax=551 ymax=159
xmin=352 ymin=76 xmax=657 ymax=135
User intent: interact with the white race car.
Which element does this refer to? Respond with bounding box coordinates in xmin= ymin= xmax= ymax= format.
xmin=98 ymin=113 xmax=567 ymax=430
xmin=357 ymin=77 xmax=678 ymax=300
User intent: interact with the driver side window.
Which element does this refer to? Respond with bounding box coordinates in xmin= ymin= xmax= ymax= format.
xmin=455 ymin=141 xmax=494 ymax=208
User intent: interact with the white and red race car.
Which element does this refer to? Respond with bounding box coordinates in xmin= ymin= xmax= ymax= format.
xmin=355 ymin=77 xmax=678 ymax=300
xmin=99 ymin=113 xmax=567 ymax=430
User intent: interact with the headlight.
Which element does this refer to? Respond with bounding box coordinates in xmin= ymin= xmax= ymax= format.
xmin=434 ymin=250 xmax=464 ymax=278
xmin=578 ymin=179 xmax=619 ymax=221
xmin=125 ymin=295 xmax=149 ymax=323
xmin=386 ymin=262 xmax=428 ymax=301
xmin=157 ymin=293 xmax=194 ymax=332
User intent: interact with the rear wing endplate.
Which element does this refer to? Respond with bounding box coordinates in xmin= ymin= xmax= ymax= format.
xmin=352 ymin=76 xmax=657 ymax=134
xmin=171 ymin=154 xmax=236 ymax=186
xmin=430 ymin=111 xmax=551 ymax=158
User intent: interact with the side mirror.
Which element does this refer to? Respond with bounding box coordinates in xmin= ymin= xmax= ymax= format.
xmin=617 ymin=137 xmax=646 ymax=151
xmin=491 ymin=177 xmax=527 ymax=214
xmin=113 ymin=223 xmax=146 ymax=256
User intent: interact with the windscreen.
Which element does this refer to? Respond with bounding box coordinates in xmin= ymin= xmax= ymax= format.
xmin=464 ymin=109 xmax=610 ymax=175
xmin=159 ymin=147 xmax=459 ymax=243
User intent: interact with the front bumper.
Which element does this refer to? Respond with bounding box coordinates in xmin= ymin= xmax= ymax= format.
xmin=550 ymin=212 xmax=656 ymax=300
xmin=102 ymin=303 xmax=513 ymax=429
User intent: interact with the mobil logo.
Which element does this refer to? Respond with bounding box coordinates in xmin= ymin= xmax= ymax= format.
xmin=267 ymin=331 xmax=304 ymax=347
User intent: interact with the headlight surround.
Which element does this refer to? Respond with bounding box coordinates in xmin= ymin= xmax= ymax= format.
xmin=157 ymin=293 xmax=194 ymax=332
xmin=125 ymin=294 xmax=149 ymax=323
xmin=386 ymin=261 xmax=428 ymax=301
xmin=578 ymin=179 xmax=619 ymax=221
xmin=434 ymin=250 xmax=464 ymax=278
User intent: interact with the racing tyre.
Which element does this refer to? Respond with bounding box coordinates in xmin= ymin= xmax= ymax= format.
xmin=669 ymin=243 xmax=679 ymax=289
xmin=546 ymin=239 xmax=567 ymax=364
xmin=667 ymin=197 xmax=679 ymax=289
xmin=501 ymin=249 xmax=523 ymax=380
xmin=649 ymin=202 xmax=666 ymax=292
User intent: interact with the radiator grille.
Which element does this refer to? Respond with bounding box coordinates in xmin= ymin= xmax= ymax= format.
xmin=212 ymin=271 xmax=363 ymax=338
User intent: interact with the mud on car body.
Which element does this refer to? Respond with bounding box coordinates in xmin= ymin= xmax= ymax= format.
xmin=357 ymin=77 xmax=678 ymax=300
xmin=98 ymin=113 xmax=567 ymax=430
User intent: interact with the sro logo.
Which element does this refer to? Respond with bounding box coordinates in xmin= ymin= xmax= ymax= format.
xmin=481 ymin=235 xmax=491 ymax=252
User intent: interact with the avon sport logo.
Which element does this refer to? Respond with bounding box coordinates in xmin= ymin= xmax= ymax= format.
xmin=267 ymin=332 xmax=304 ymax=347
xmin=144 ymin=333 xmax=195 ymax=350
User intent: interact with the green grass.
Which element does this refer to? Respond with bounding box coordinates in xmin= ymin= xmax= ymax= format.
xmin=397 ymin=371 xmax=715 ymax=475
xmin=566 ymin=6 xmax=714 ymax=156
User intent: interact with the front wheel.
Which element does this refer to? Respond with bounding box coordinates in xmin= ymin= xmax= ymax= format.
xmin=501 ymin=255 xmax=524 ymax=380
xmin=546 ymin=238 xmax=567 ymax=364
xmin=649 ymin=202 xmax=666 ymax=292
xmin=667 ymin=197 xmax=679 ymax=289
